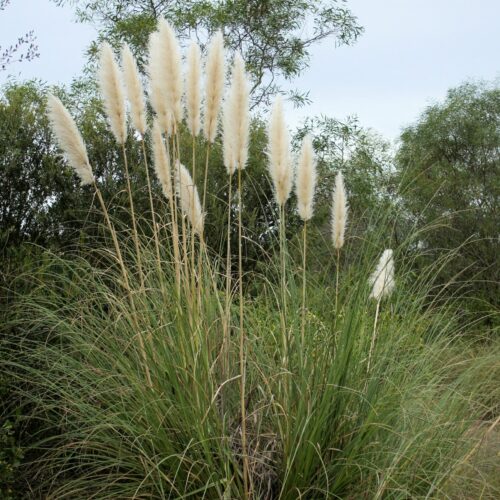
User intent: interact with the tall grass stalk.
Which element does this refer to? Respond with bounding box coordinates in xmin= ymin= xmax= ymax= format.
xmin=121 ymin=143 xmax=145 ymax=290
xmin=141 ymin=136 xmax=161 ymax=272
xmin=268 ymin=96 xmax=292 ymax=366
xmin=296 ymin=134 xmax=316 ymax=353
xmin=121 ymin=44 xmax=160 ymax=271
xmin=237 ymin=164 xmax=249 ymax=499
xmin=331 ymin=171 xmax=347 ymax=316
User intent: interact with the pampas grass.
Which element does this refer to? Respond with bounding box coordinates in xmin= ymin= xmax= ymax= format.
xmin=224 ymin=54 xmax=250 ymax=171
xmin=186 ymin=41 xmax=201 ymax=137
xmin=46 ymin=94 xmax=94 ymax=186
xmin=203 ymin=31 xmax=225 ymax=144
xmin=176 ymin=162 xmax=204 ymax=236
xmin=121 ymin=43 xmax=147 ymax=136
xmin=223 ymin=53 xmax=251 ymax=497
xmin=331 ymin=171 xmax=347 ymax=250
xmin=99 ymin=41 xmax=143 ymax=289
xmin=268 ymin=96 xmax=293 ymax=385
xmin=295 ymin=134 xmax=316 ymax=350
xmin=369 ymin=248 xmax=395 ymax=301
xmin=152 ymin=121 xmax=173 ymax=201
xmin=202 ymin=31 xmax=225 ymax=218
xmin=331 ymin=170 xmax=348 ymax=314
xmin=155 ymin=20 xmax=183 ymax=127
xmin=152 ymin=120 xmax=181 ymax=292
xmin=13 ymin=21 xmax=496 ymax=500
xmin=98 ymin=42 xmax=127 ymax=144
xmin=268 ymin=96 xmax=292 ymax=207
xmin=296 ymin=134 xmax=316 ymax=222
xmin=222 ymin=100 xmax=236 ymax=175
xmin=367 ymin=249 xmax=396 ymax=377
xmin=148 ymin=31 xmax=174 ymax=134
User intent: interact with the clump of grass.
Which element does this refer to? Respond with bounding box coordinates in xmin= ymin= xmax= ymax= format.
xmin=1 ymin=20 xmax=499 ymax=499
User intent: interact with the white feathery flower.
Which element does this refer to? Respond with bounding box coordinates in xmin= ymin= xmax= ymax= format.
xmin=147 ymin=30 xmax=174 ymax=135
xmin=152 ymin=121 xmax=173 ymax=201
xmin=369 ymin=249 xmax=395 ymax=301
xmin=158 ymin=19 xmax=183 ymax=125
xmin=47 ymin=94 xmax=94 ymax=186
xmin=98 ymin=42 xmax=127 ymax=144
xmin=186 ymin=40 xmax=201 ymax=136
xmin=295 ymin=134 xmax=316 ymax=221
xmin=203 ymin=31 xmax=225 ymax=143
xmin=268 ymin=96 xmax=293 ymax=206
xmin=176 ymin=161 xmax=204 ymax=235
xmin=331 ymin=171 xmax=347 ymax=249
xmin=223 ymin=53 xmax=249 ymax=174
xmin=121 ymin=43 xmax=147 ymax=136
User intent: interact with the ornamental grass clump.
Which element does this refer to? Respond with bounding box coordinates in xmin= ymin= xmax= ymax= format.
xmin=2 ymin=19 xmax=499 ymax=500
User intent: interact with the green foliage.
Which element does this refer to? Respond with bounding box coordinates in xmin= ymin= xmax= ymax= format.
xmin=54 ymin=0 xmax=363 ymax=107
xmin=2 ymin=204 xmax=499 ymax=497
xmin=396 ymin=81 xmax=500 ymax=323
xmin=0 ymin=380 xmax=23 ymax=499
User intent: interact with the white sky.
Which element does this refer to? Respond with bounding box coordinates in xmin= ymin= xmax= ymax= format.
xmin=1 ymin=0 xmax=499 ymax=139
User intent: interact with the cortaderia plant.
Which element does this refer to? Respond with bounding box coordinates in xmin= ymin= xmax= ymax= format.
xmin=3 ymin=18 xmax=498 ymax=500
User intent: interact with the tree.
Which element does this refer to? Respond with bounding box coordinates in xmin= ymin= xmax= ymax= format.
xmin=53 ymin=0 xmax=363 ymax=108
xmin=0 ymin=1 xmax=39 ymax=71
xmin=396 ymin=81 xmax=500 ymax=318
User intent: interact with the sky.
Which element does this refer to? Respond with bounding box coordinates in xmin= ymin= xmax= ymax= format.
xmin=1 ymin=0 xmax=499 ymax=140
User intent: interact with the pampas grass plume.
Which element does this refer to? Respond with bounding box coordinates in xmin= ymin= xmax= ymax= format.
xmin=121 ymin=43 xmax=147 ymax=136
xmin=296 ymin=134 xmax=316 ymax=221
xmin=369 ymin=249 xmax=395 ymax=301
xmin=222 ymin=100 xmax=236 ymax=175
xmin=203 ymin=31 xmax=225 ymax=143
xmin=152 ymin=121 xmax=173 ymax=201
xmin=176 ymin=162 xmax=204 ymax=235
xmin=98 ymin=42 xmax=127 ymax=144
xmin=186 ymin=41 xmax=201 ymax=136
xmin=268 ymin=96 xmax=292 ymax=206
xmin=331 ymin=171 xmax=347 ymax=249
xmin=148 ymin=31 xmax=173 ymax=134
xmin=223 ymin=53 xmax=249 ymax=174
xmin=158 ymin=19 xmax=183 ymax=125
xmin=47 ymin=94 xmax=94 ymax=186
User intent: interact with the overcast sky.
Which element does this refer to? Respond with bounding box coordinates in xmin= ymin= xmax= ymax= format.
xmin=1 ymin=0 xmax=499 ymax=139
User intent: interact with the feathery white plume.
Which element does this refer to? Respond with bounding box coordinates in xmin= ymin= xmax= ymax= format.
xmin=148 ymin=31 xmax=173 ymax=134
xmin=158 ymin=19 xmax=183 ymax=125
xmin=186 ymin=41 xmax=201 ymax=136
xmin=295 ymin=134 xmax=316 ymax=221
xmin=222 ymin=100 xmax=236 ymax=175
xmin=152 ymin=121 xmax=173 ymax=201
xmin=369 ymin=249 xmax=395 ymax=301
xmin=98 ymin=42 xmax=127 ymax=144
xmin=223 ymin=53 xmax=249 ymax=174
xmin=47 ymin=94 xmax=94 ymax=186
xmin=331 ymin=171 xmax=347 ymax=249
xmin=268 ymin=96 xmax=292 ymax=206
xmin=176 ymin=162 xmax=204 ymax=235
xmin=121 ymin=44 xmax=147 ymax=136
xmin=203 ymin=31 xmax=225 ymax=143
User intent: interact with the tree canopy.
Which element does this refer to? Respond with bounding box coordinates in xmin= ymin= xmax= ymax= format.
xmin=53 ymin=0 xmax=363 ymax=107
xmin=396 ymin=81 xmax=500 ymax=317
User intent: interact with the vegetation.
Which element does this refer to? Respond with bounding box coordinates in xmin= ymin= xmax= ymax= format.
xmin=52 ymin=0 xmax=363 ymax=107
xmin=397 ymin=81 xmax=500 ymax=324
xmin=0 ymin=5 xmax=499 ymax=499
